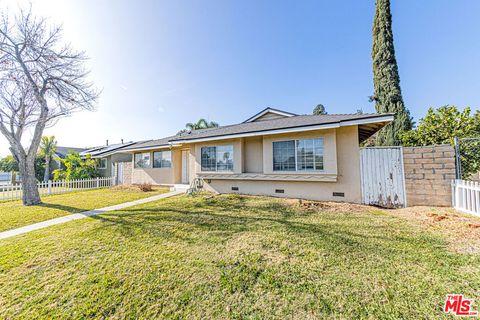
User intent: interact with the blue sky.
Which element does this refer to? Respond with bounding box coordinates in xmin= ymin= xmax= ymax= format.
xmin=0 ymin=0 xmax=479 ymax=156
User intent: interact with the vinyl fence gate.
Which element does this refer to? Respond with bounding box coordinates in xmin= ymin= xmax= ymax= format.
xmin=360 ymin=147 xmax=407 ymax=208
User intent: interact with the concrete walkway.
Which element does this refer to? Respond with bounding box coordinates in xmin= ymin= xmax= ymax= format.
xmin=0 ymin=190 xmax=184 ymax=241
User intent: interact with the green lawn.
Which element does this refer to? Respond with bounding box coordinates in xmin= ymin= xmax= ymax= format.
xmin=0 ymin=187 xmax=168 ymax=232
xmin=0 ymin=194 xmax=479 ymax=318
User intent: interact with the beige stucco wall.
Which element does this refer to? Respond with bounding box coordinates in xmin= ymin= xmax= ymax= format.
xmin=172 ymin=149 xmax=182 ymax=184
xmin=131 ymin=167 xmax=174 ymax=185
xmin=243 ymin=137 xmax=263 ymax=173
xmin=130 ymin=148 xmax=176 ymax=185
xmin=193 ymin=125 xmax=362 ymax=203
xmin=127 ymin=125 xmax=362 ymax=202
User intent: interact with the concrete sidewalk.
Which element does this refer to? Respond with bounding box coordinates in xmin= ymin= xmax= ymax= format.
xmin=0 ymin=190 xmax=184 ymax=240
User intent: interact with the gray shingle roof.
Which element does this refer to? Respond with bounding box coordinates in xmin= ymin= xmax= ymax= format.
xmin=170 ymin=113 xmax=393 ymax=142
xmin=119 ymin=136 xmax=178 ymax=151
xmin=118 ymin=112 xmax=393 ymax=152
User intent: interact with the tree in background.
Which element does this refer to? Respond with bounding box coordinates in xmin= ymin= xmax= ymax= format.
xmin=0 ymin=10 xmax=98 ymax=205
xmin=178 ymin=119 xmax=219 ymax=134
xmin=52 ymin=152 xmax=99 ymax=181
xmin=38 ymin=136 xmax=57 ymax=182
xmin=0 ymin=155 xmax=18 ymax=172
xmin=313 ymin=104 xmax=327 ymax=115
xmin=0 ymin=154 xmax=45 ymax=181
xmin=402 ymin=105 xmax=480 ymax=179
xmin=402 ymin=106 xmax=480 ymax=146
xmin=371 ymin=0 xmax=412 ymax=145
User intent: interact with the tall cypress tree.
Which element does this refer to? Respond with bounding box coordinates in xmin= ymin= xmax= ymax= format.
xmin=372 ymin=0 xmax=412 ymax=145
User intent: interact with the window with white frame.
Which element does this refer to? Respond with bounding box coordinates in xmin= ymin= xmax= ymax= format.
xmin=153 ymin=151 xmax=172 ymax=168
xmin=98 ymin=158 xmax=107 ymax=169
xmin=273 ymin=138 xmax=324 ymax=171
xmin=201 ymin=145 xmax=234 ymax=172
xmin=134 ymin=152 xmax=151 ymax=168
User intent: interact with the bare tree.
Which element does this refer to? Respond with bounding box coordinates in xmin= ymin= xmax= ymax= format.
xmin=0 ymin=10 xmax=98 ymax=205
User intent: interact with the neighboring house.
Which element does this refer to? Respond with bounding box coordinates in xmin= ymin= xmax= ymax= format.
xmin=80 ymin=142 xmax=136 ymax=181
xmin=51 ymin=146 xmax=88 ymax=172
xmin=113 ymin=108 xmax=393 ymax=203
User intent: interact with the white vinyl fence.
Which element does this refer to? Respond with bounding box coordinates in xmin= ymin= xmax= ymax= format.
xmin=0 ymin=177 xmax=115 ymax=201
xmin=452 ymin=179 xmax=480 ymax=217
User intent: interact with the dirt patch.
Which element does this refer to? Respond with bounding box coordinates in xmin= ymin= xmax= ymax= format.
xmin=281 ymin=197 xmax=480 ymax=254
xmin=394 ymin=206 xmax=480 ymax=254
xmin=296 ymin=199 xmax=373 ymax=214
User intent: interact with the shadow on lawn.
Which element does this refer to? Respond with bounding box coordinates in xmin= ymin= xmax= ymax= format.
xmin=38 ymin=202 xmax=85 ymax=213
xmin=89 ymin=202 xmax=448 ymax=262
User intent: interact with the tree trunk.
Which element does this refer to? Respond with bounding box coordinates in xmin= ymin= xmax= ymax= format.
xmin=18 ymin=157 xmax=41 ymax=205
xmin=44 ymin=155 xmax=50 ymax=182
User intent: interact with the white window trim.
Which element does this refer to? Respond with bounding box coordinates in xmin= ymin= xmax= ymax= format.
xmin=273 ymin=138 xmax=325 ymax=172
xmin=153 ymin=151 xmax=172 ymax=169
xmin=98 ymin=158 xmax=107 ymax=169
xmin=134 ymin=152 xmax=152 ymax=169
xmin=200 ymin=145 xmax=234 ymax=172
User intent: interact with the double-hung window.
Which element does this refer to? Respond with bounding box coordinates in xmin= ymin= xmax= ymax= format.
xmin=201 ymin=145 xmax=234 ymax=172
xmin=273 ymin=138 xmax=324 ymax=171
xmin=134 ymin=152 xmax=151 ymax=168
xmin=153 ymin=151 xmax=172 ymax=168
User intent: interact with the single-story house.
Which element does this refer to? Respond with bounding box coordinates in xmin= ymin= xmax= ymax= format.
xmin=113 ymin=108 xmax=393 ymax=203
xmin=80 ymin=142 xmax=135 ymax=181
xmin=51 ymin=146 xmax=88 ymax=172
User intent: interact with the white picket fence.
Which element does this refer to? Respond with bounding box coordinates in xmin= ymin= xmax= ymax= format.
xmin=0 ymin=177 xmax=115 ymax=201
xmin=452 ymin=179 xmax=480 ymax=217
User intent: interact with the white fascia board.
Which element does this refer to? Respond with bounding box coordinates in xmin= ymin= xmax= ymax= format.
xmin=171 ymin=115 xmax=394 ymax=144
xmin=340 ymin=115 xmax=393 ymax=126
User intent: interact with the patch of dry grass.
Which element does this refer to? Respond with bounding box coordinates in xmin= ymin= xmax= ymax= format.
xmin=393 ymin=206 xmax=480 ymax=254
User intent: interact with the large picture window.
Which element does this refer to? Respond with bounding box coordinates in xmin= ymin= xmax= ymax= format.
xmin=273 ymin=140 xmax=296 ymax=171
xmin=134 ymin=152 xmax=151 ymax=168
xmin=273 ymin=138 xmax=324 ymax=171
xmin=201 ymin=145 xmax=234 ymax=172
xmin=153 ymin=151 xmax=172 ymax=168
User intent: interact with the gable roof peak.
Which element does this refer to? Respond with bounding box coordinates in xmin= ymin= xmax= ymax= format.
xmin=243 ymin=107 xmax=297 ymax=123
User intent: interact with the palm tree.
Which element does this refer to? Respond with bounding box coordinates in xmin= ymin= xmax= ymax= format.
xmin=178 ymin=118 xmax=219 ymax=134
xmin=38 ymin=136 xmax=57 ymax=182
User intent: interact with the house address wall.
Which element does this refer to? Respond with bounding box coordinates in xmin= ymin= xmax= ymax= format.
xmin=403 ymin=145 xmax=456 ymax=207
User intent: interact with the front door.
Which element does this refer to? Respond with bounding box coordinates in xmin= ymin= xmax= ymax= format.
xmin=181 ymin=150 xmax=189 ymax=184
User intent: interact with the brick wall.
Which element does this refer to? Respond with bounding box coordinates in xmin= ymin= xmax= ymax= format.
xmin=403 ymin=145 xmax=456 ymax=207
